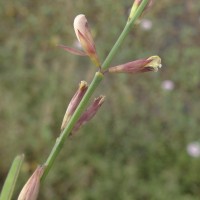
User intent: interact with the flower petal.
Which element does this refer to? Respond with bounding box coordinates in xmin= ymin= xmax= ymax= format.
xmin=61 ymin=81 xmax=88 ymax=131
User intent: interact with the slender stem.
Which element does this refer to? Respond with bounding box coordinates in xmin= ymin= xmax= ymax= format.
xmin=41 ymin=72 xmax=103 ymax=181
xmin=41 ymin=0 xmax=149 ymax=182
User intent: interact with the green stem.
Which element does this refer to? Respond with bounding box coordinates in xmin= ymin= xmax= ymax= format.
xmin=41 ymin=0 xmax=149 ymax=182
xmin=41 ymin=72 xmax=103 ymax=181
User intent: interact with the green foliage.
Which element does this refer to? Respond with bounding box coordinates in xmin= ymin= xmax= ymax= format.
xmin=0 ymin=0 xmax=200 ymax=199
xmin=0 ymin=155 xmax=24 ymax=200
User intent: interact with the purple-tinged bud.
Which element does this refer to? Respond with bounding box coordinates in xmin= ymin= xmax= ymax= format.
xmin=72 ymin=95 xmax=105 ymax=134
xmin=59 ymin=15 xmax=101 ymax=67
xmin=61 ymin=81 xmax=88 ymax=131
xmin=109 ymin=59 xmax=150 ymax=73
xmin=73 ymin=14 xmax=100 ymax=67
xmin=18 ymin=166 xmax=44 ymax=200
xmin=108 ymin=55 xmax=161 ymax=74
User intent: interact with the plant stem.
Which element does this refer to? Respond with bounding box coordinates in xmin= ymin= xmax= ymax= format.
xmin=41 ymin=72 xmax=103 ymax=181
xmin=41 ymin=0 xmax=149 ymax=182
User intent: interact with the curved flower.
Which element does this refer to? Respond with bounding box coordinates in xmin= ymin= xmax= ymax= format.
xmin=59 ymin=14 xmax=100 ymax=67
xmin=109 ymin=55 xmax=162 ymax=74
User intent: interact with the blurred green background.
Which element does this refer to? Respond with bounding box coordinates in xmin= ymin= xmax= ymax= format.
xmin=1 ymin=0 xmax=200 ymax=199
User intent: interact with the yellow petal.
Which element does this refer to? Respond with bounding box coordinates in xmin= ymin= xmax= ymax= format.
xmin=145 ymin=56 xmax=162 ymax=72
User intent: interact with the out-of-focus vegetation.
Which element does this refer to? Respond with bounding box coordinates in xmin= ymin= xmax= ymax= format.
xmin=1 ymin=0 xmax=200 ymax=199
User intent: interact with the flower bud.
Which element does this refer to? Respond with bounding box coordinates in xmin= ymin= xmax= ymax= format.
xmin=73 ymin=14 xmax=100 ymax=67
xmin=61 ymin=81 xmax=88 ymax=131
xmin=129 ymin=0 xmax=153 ymax=21
xmin=59 ymin=15 xmax=100 ymax=67
xmin=18 ymin=166 xmax=44 ymax=200
xmin=72 ymin=95 xmax=105 ymax=134
xmin=108 ymin=55 xmax=161 ymax=74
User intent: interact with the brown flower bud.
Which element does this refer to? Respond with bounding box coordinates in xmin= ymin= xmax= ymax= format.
xmin=73 ymin=14 xmax=100 ymax=67
xmin=61 ymin=81 xmax=88 ymax=131
xmin=59 ymin=15 xmax=100 ymax=67
xmin=18 ymin=166 xmax=44 ymax=200
xmin=72 ymin=95 xmax=105 ymax=134
xmin=109 ymin=55 xmax=161 ymax=74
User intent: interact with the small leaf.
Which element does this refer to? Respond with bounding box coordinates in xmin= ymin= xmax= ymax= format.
xmin=0 ymin=154 xmax=24 ymax=200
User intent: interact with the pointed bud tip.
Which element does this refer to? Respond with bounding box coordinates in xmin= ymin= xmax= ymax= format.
xmin=97 ymin=95 xmax=106 ymax=105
